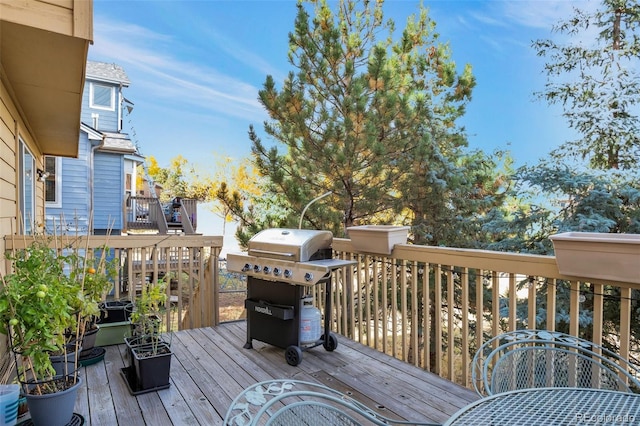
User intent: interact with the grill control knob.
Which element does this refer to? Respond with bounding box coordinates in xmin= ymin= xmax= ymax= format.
xmin=273 ymin=267 xmax=282 ymax=276
xmin=304 ymin=272 xmax=313 ymax=282
xmin=263 ymin=266 xmax=272 ymax=274
xmin=242 ymin=263 xmax=252 ymax=272
xmin=284 ymin=269 xmax=293 ymax=278
xmin=253 ymin=264 xmax=261 ymax=273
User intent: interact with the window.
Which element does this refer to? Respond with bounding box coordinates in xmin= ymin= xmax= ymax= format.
xmin=90 ymin=82 xmax=114 ymax=110
xmin=19 ymin=140 xmax=36 ymax=234
xmin=44 ymin=156 xmax=62 ymax=207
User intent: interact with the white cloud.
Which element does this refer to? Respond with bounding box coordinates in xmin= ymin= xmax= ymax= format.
xmin=90 ymin=17 xmax=268 ymax=122
xmin=499 ymin=1 xmax=582 ymax=29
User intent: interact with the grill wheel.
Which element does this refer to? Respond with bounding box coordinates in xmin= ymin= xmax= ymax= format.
xmin=285 ymin=345 xmax=303 ymax=366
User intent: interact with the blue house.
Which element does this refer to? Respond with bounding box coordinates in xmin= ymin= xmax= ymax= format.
xmin=44 ymin=61 xmax=143 ymax=235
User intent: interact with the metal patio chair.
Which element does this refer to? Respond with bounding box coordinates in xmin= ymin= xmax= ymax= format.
xmin=471 ymin=329 xmax=640 ymax=396
xmin=224 ymin=379 xmax=441 ymax=426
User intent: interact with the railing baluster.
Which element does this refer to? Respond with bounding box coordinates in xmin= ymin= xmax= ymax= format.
xmin=434 ymin=264 xmax=442 ymax=376
xmin=422 ymin=263 xmax=430 ymax=370
xmin=401 ymin=260 xmax=408 ymax=363
xmin=508 ymin=273 xmax=516 ymax=331
xmin=491 ymin=271 xmax=499 ymax=347
xmin=569 ymin=280 xmax=580 ymax=337
xmin=527 ymin=276 xmax=536 ymax=329
xmin=461 ymin=267 xmax=469 ymax=386
xmin=447 ymin=267 xmax=454 ymax=380
xmin=547 ymin=279 xmax=557 ymax=331
xmin=620 ymin=287 xmax=632 ymax=364
xmin=353 ymin=254 xmax=369 ymax=343
xmin=365 ymin=255 xmax=376 ymax=352
xmin=410 ymin=261 xmax=419 ymax=367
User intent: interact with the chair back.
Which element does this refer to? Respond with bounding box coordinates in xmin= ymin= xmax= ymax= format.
xmin=472 ymin=330 xmax=640 ymax=396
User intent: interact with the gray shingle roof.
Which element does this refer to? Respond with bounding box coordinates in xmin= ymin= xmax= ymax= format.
xmin=86 ymin=61 xmax=130 ymax=86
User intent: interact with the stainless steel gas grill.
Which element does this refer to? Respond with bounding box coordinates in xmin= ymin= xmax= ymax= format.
xmin=227 ymin=228 xmax=355 ymax=366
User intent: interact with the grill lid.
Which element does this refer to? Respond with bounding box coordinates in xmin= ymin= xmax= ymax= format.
xmin=247 ymin=228 xmax=332 ymax=262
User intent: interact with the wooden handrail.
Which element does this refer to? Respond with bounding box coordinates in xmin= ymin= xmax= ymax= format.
xmin=4 ymin=234 xmax=223 ymax=330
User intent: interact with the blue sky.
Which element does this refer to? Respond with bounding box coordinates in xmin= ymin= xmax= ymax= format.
xmin=89 ymin=0 xmax=590 ymax=168
xmin=89 ymin=0 xmax=589 ymax=245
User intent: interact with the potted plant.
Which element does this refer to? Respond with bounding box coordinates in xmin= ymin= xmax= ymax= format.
xmin=0 ymin=237 xmax=112 ymax=426
xmin=129 ymin=280 xmax=168 ymax=338
xmin=122 ymin=279 xmax=173 ymax=394
xmin=67 ymin=247 xmax=118 ymax=362
xmin=98 ymin=299 xmax=133 ymax=324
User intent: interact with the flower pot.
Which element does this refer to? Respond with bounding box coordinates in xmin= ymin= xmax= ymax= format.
xmin=98 ymin=300 xmax=133 ymax=324
xmin=50 ymin=345 xmax=81 ymax=377
xmin=0 ymin=384 xmax=20 ymax=426
xmin=95 ymin=320 xmax=131 ymax=346
xmin=550 ymin=232 xmax=640 ymax=284
xmin=347 ymin=225 xmax=410 ymax=255
xmin=79 ymin=325 xmax=100 ymax=356
xmin=131 ymin=342 xmax=172 ymax=391
xmin=23 ymin=376 xmax=81 ymax=426
xmin=125 ymin=335 xmax=171 ymax=383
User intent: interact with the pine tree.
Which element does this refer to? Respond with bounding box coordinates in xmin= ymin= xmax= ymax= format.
xmin=533 ymin=0 xmax=640 ymax=170
xmin=243 ymin=0 xmax=509 ymax=246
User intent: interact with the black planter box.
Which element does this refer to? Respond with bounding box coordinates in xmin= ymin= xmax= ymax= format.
xmin=131 ymin=342 xmax=172 ymax=391
xmin=125 ymin=334 xmax=170 ymax=374
xmin=98 ymin=300 xmax=133 ymax=324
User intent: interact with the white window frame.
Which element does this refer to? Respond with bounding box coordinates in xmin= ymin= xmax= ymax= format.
xmin=89 ymin=82 xmax=115 ymax=111
xmin=44 ymin=156 xmax=62 ymax=208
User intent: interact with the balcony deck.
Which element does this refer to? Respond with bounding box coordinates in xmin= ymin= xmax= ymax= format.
xmin=71 ymin=322 xmax=478 ymax=425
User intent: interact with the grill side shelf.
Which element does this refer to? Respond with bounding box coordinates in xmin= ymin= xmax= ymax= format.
xmin=245 ymin=299 xmax=295 ymax=320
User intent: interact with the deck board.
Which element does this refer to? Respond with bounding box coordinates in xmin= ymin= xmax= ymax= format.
xmin=67 ymin=322 xmax=478 ymax=425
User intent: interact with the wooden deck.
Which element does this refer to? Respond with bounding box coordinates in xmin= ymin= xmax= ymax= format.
xmin=70 ymin=322 xmax=479 ymax=425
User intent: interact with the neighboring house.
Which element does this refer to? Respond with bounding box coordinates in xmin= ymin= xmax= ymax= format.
xmin=138 ymin=176 xmax=163 ymax=198
xmin=0 ymin=0 xmax=93 ymax=270
xmin=44 ymin=61 xmax=144 ymax=235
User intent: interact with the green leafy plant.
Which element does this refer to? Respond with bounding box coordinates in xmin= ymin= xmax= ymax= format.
xmin=0 ymin=236 xmax=117 ymax=394
xmin=0 ymin=239 xmax=76 ymax=393
xmin=129 ymin=279 xmax=170 ymax=355
xmin=65 ymin=245 xmax=118 ymax=335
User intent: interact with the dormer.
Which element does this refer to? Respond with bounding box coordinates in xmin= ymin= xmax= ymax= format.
xmin=83 ymin=61 xmax=131 ymax=133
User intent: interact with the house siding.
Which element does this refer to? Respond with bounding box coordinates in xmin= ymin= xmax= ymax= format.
xmin=80 ymin=80 xmax=119 ymax=132
xmin=45 ymin=134 xmax=91 ymax=234
xmin=93 ymin=151 xmax=123 ymax=232
xmin=47 ymin=61 xmax=139 ymax=235
xmin=0 ymin=81 xmax=19 ymax=256
xmin=0 ymin=79 xmax=45 ymax=261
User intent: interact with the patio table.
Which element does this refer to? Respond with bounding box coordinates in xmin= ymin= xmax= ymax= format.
xmin=444 ymin=387 xmax=640 ymax=425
